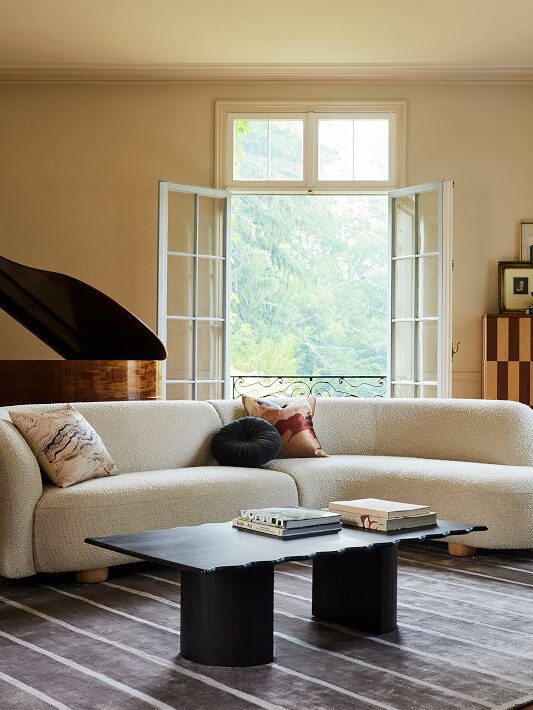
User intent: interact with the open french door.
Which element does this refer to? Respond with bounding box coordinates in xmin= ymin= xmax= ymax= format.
xmin=389 ymin=181 xmax=453 ymax=398
xmin=158 ymin=182 xmax=231 ymax=400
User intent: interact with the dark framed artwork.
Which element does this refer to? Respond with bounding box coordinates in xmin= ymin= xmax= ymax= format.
xmin=498 ymin=261 xmax=533 ymax=313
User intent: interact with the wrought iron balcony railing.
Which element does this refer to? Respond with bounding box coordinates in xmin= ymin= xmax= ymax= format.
xmin=232 ymin=375 xmax=387 ymax=399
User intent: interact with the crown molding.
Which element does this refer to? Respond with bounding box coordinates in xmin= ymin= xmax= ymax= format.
xmin=1 ymin=63 xmax=533 ymax=83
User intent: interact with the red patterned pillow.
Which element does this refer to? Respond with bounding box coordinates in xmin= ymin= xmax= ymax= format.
xmin=242 ymin=396 xmax=327 ymax=458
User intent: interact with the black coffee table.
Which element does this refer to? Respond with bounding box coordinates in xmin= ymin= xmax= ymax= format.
xmin=87 ymin=519 xmax=486 ymax=667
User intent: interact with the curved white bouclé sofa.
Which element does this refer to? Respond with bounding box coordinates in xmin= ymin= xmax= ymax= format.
xmin=1 ymin=397 xmax=532 ymax=580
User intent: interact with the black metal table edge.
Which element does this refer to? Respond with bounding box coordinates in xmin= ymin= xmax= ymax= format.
xmin=85 ymin=522 xmax=487 ymax=575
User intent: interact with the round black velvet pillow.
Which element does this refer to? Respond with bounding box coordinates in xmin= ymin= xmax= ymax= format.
xmin=211 ymin=417 xmax=282 ymax=468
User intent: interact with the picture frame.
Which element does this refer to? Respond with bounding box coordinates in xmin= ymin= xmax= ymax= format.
xmin=519 ymin=220 xmax=533 ymax=262
xmin=498 ymin=261 xmax=533 ymax=313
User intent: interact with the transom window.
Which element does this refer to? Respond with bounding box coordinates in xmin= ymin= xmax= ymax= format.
xmin=233 ymin=118 xmax=304 ymax=181
xmin=218 ymin=101 xmax=405 ymax=191
xmin=318 ymin=117 xmax=389 ymax=181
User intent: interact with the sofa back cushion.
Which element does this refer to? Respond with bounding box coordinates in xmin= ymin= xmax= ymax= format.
xmin=209 ymin=398 xmax=382 ymax=457
xmin=312 ymin=397 xmax=533 ymax=466
xmin=210 ymin=397 xmax=533 ymax=466
xmin=2 ymin=400 xmax=222 ymax=473
xmin=210 ymin=399 xmax=245 ymax=425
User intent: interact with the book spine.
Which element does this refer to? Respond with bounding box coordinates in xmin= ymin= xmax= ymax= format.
xmin=340 ymin=513 xmax=436 ymax=531
xmin=233 ymin=519 xmax=284 ymax=536
xmin=339 ymin=513 xmax=397 ymax=532
xmin=240 ymin=511 xmax=284 ymax=527
xmin=330 ymin=506 xmax=429 ymax=519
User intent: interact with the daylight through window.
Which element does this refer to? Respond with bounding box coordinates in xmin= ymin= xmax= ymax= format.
xmin=218 ymin=101 xmax=405 ymax=397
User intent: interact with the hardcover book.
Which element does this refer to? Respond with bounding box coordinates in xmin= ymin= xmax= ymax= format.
xmin=339 ymin=511 xmax=437 ymax=532
xmin=233 ymin=517 xmax=341 ymax=539
xmin=328 ymin=498 xmax=431 ymax=519
xmin=240 ymin=507 xmax=341 ymax=529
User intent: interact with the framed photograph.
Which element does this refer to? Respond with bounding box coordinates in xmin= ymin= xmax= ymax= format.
xmin=519 ymin=220 xmax=533 ymax=261
xmin=499 ymin=261 xmax=533 ymax=312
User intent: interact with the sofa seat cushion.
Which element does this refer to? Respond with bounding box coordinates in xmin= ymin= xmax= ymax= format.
xmin=266 ymin=455 xmax=533 ymax=549
xmin=33 ymin=466 xmax=298 ymax=573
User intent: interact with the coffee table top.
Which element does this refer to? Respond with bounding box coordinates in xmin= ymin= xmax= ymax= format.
xmin=87 ymin=520 xmax=486 ymax=574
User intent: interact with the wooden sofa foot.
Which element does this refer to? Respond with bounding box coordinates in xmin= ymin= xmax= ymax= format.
xmin=448 ymin=543 xmax=476 ymax=557
xmin=75 ymin=568 xmax=109 ymax=584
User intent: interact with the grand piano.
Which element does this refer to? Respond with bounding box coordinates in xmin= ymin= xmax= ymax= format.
xmin=0 ymin=255 xmax=166 ymax=406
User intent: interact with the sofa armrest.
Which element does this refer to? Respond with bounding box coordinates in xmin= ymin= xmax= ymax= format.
xmin=0 ymin=418 xmax=43 ymax=577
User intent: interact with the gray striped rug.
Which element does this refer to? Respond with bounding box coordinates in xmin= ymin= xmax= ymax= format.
xmin=1 ymin=542 xmax=532 ymax=710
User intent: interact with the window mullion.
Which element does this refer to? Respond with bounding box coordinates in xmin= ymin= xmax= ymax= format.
xmin=352 ymin=119 xmax=356 ymax=181
xmin=267 ymin=120 xmax=271 ymax=181
xmin=305 ymin=111 xmax=316 ymax=189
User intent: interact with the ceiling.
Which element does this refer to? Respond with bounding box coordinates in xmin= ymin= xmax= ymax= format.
xmin=1 ymin=0 xmax=533 ymax=81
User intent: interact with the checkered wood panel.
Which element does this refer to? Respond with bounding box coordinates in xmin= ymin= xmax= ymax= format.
xmin=482 ymin=314 xmax=533 ymax=405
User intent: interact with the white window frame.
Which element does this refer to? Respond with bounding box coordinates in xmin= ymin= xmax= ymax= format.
xmin=157 ymin=181 xmax=231 ymax=400
xmin=388 ymin=180 xmax=453 ymax=399
xmin=216 ymin=100 xmax=407 ymax=193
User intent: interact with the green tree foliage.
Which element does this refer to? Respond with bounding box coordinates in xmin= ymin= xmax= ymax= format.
xmin=231 ymin=194 xmax=388 ymax=376
xmin=231 ymin=120 xmax=388 ymax=377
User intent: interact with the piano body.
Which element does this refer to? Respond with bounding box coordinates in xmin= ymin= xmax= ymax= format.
xmin=0 ymin=255 xmax=166 ymax=406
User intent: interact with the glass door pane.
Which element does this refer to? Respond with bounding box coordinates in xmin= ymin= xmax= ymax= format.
xmin=197 ymin=321 xmax=224 ymax=380
xmin=418 ymin=190 xmax=439 ymax=253
xmin=199 ymin=196 xmax=224 ymax=256
xmin=391 ymin=384 xmax=416 ymax=397
xmin=417 ymin=321 xmax=438 ymax=382
xmin=167 ymin=256 xmax=194 ymax=316
xmin=393 ymin=258 xmax=415 ymax=319
xmin=392 ymin=322 xmax=415 ymax=381
xmin=167 ymin=191 xmax=195 ymax=253
xmin=418 ymin=255 xmax=438 ymax=318
xmin=166 ymin=319 xmax=193 ymax=380
xmin=198 ymin=258 xmax=224 ymax=319
xmin=389 ymin=181 xmax=453 ymax=398
xmin=158 ymin=182 xmax=230 ymax=400
xmin=393 ymin=194 xmax=415 ymax=256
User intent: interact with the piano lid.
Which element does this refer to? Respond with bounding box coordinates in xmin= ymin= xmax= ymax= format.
xmin=0 ymin=255 xmax=166 ymax=360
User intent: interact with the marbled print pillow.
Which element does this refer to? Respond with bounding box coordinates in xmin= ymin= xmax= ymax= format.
xmin=9 ymin=406 xmax=118 ymax=487
xmin=242 ymin=396 xmax=327 ymax=458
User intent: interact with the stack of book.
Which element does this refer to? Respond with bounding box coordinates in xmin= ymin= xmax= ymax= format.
xmin=233 ymin=507 xmax=341 ymax=539
xmin=328 ymin=498 xmax=437 ymax=533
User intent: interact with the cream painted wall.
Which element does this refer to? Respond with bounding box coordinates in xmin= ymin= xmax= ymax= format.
xmin=1 ymin=81 xmax=532 ymax=396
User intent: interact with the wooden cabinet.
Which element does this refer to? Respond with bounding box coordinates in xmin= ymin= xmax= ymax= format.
xmin=482 ymin=314 xmax=533 ymax=405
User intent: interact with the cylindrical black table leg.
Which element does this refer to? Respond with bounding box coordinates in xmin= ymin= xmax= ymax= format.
xmin=180 ymin=564 xmax=274 ymax=666
xmin=312 ymin=544 xmax=398 ymax=633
